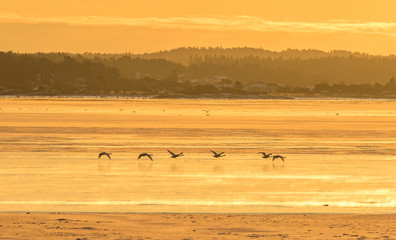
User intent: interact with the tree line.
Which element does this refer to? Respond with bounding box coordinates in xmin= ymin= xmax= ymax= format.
xmin=78 ymin=47 xmax=396 ymax=86
xmin=1 ymin=49 xmax=396 ymax=98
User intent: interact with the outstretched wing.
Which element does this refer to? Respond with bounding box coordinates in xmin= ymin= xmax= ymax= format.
xmin=167 ymin=149 xmax=176 ymax=156
xmin=105 ymin=153 xmax=111 ymax=159
xmin=98 ymin=153 xmax=102 ymax=159
xmin=138 ymin=153 xmax=143 ymax=159
xmin=210 ymin=150 xmax=217 ymax=155
xmin=219 ymin=152 xmax=225 ymax=155
xmin=147 ymin=154 xmax=153 ymax=161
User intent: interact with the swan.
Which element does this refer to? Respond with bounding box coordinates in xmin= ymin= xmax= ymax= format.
xmin=138 ymin=153 xmax=153 ymax=161
xmin=98 ymin=152 xmax=111 ymax=159
xmin=210 ymin=150 xmax=225 ymax=158
xmin=272 ymin=155 xmax=286 ymax=162
xmin=167 ymin=149 xmax=184 ymax=158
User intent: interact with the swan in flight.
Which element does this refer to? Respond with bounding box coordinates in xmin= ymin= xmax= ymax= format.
xmin=272 ymin=155 xmax=286 ymax=162
xmin=98 ymin=152 xmax=111 ymax=159
xmin=210 ymin=150 xmax=225 ymax=158
xmin=138 ymin=153 xmax=153 ymax=161
xmin=167 ymin=149 xmax=184 ymax=158
xmin=258 ymin=152 xmax=272 ymax=158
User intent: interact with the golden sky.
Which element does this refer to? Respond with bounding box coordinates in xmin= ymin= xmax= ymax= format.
xmin=2 ymin=0 xmax=396 ymax=54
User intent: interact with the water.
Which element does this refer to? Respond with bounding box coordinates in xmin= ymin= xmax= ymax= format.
xmin=0 ymin=97 xmax=395 ymax=213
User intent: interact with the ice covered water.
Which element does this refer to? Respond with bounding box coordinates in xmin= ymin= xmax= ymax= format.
xmin=0 ymin=97 xmax=395 ymax=213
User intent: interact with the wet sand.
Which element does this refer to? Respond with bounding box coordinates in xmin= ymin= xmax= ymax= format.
xmin=0 ymin=97 xmax=395 ymax=213
xmin=0 ymin=213 xmax=395 ymax=240
xmin=0 ymin=97 xmax=395 ymax=238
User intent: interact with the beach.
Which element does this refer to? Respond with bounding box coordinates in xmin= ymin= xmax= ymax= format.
xmin=0 ymin=213 xmax=395 ymax=239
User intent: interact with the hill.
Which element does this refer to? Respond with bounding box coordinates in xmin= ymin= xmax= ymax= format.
xmin=2 ymin=48 xmax=396 ymax=98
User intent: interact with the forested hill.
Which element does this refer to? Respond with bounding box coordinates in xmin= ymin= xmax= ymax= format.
xmin=2 ymin=48 xmax=396 ymax=97
xmin=134 ymin=47 xmax=377 ymax=65
xmin=84 ymin=47 xmax=396 ymax=86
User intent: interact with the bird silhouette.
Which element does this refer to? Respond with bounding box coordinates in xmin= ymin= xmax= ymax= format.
xmin=210 ymin=150 xmax=225 ymax=158
xmin=272 ymin=155 xmax=286 ymax=162
xmin=258 ymin=152 xmax=272 ymax=158
xmin=167 ymin=149 xmax=184 ymax=158
xmin=138 ymin=153 xmax=153 ymax=161
xmin=98 ymin=152 xmax=111 ymax=159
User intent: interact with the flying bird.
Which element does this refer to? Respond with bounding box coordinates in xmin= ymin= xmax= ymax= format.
xmin=210 ymin=150 xmax=225 ymax=158
xmin=272 ymin=155 xmax=286 ymax=162
xmin=98 ymin=152 xmax=111 ymax=159
xmin=138 ymin=153 xmax=153 ymax=161
xmin=258 ymin=152 xmax=272 ymax=158
xmin=167 ymin=149 xmax=184 ymax=158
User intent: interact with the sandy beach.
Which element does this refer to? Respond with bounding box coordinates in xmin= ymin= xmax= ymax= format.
xmin=0 ymin=213 xmax=395 ymax=240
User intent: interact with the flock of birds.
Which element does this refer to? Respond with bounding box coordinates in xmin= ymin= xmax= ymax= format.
xmin=98 ymin=150 xmax=286 ymax=162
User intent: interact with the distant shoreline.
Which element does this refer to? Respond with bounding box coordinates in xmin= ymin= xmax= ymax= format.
xmin=2 ymin=93 xmax=396 ymax=101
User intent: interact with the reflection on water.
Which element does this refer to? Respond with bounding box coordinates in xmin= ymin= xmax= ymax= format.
xmin=0 ymin=98 xmax=395 ymax=213
xmin=137 ymin=161 xmax=154 ymax=171
xmin=98 ymin=159 xmax=112 ymax=173
xmin=261 ymin=163 xmax=285 ymax=172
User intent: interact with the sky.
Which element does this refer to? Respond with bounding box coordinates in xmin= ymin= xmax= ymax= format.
xmin=1 ymin=0 xmax=396 ymax=54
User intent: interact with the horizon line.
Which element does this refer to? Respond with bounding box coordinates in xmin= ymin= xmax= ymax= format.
xmin=1 ymin=46 xmax=395 ymax=57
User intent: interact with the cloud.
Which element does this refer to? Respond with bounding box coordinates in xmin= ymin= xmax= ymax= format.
xmin=1 ymin=12 xmax=396 ymax=36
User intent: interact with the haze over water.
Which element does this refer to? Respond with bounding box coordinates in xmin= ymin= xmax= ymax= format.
xmin=0 ymin=97 xmax=395 ymax=213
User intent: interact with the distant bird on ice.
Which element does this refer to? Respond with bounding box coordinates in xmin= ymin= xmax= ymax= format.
xmin=98 ymin=152 xmax=111 ymax=159
xmin=272 ymin=155 xmax=286 ymax=162
xmin=167 ymin=149 xmax=184 ymax=158
xmin=258 ymin=152 xmax=272 ymax=158
xmin=138 ymin=153 xmax=153 ymax=161
xmin=210 ymin=150 xmax=225 ymax=158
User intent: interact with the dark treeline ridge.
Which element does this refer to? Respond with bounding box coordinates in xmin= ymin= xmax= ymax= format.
xmin=2 ymin=48 xmax=396 ymax=98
